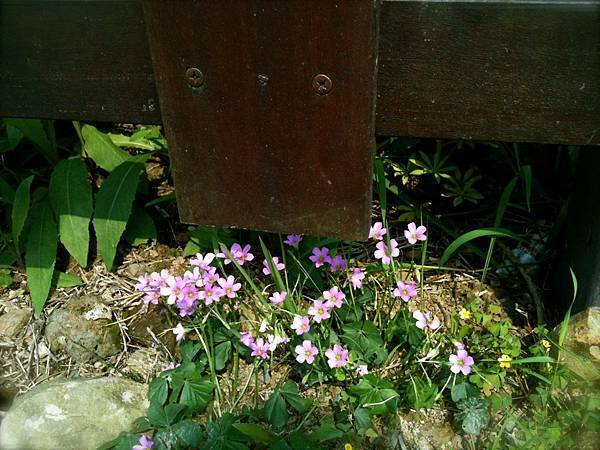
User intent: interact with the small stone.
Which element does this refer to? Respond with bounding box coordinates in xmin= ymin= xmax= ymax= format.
xmin=128 ymin=304 xmax=176 ymax=353
xmin=122 ymin=348 xmax=168 ymax=382
xmin=553 ymin=306 xmax=600 ymax=380
xmin=0 ymin=307 xmax=31 ymax=339
xmin=45 ymin=295 xmax=122 ymax=362
xmin=0 ymin=377 xmax=147 ymax=450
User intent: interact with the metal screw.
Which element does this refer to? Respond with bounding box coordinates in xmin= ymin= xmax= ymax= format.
xmin=312 ymin=74 xmax=332 ymax=95
xmin=257 ymin=74 xmax=270 ymax=86
xmin=185 ymin=67 xmax=204 ymax=88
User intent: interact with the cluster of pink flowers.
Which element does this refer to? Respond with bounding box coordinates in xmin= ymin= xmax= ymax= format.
xmin=309 ymin=247 xmax=348 ymax=273
xmin=369 ymin=221 xmax=427 ymax=265
xmin=134 ymin=251 xmax=241 ymax=317
xmin=240 ymin=330 xmax=290 ymax=359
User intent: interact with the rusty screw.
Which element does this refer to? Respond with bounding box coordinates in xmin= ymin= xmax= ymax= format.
xmin=312 ymin=74 xmax=332 ymax=95
xmin=185 ymin=67 xmax=204 ymax=88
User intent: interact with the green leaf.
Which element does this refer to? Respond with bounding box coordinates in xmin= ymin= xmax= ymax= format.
xmin=0 ymin=268 xmax=13 ymax=288
xmin=264 ymin=391 xmax=288 ymax=428
xmin=12 ymin=175 xmax=34 ymax=251
xmin=123 ymin=204 xmax=157 ymax=246
xmin=171 ymin=419 xmax=206 ymax=448
xmin=510 ymin=356 xmax=554 ymax=365
xmin=439 ymin=228 xmax=520 ymax=266
xmin=233 ymin=423 xmax=277 ymax=444
xmin=353 ymin=407 xmax=372 ymax=429
xmin=0 ymin=176 xmax=15 ymax=205
xmin=280 ymin=381 xmax=312 ymax=413
xmin=81 ymin=124 xmax=129 ymax=171
xmin=51 ymin=271 xmax=82 ymax=288
xmin=350 ymin=377 xmax=399 ymax=416
xmin=520 ymin=165 xmax=532 ymax=212
xmin=307 ymin=423 xmax=344 ymax=442
xmin=4 ymin=119 xmax=58 ymax=164
xmin=149 ymin=376 xmax=169 ymax=406
xmin=93 ymin=156 xmax=146 ymax=270
xmin=456 ymin=397 xmax=490 ymax=435
xmin=25 ymin=199 xmax=57 ymax=316
xmin=407 ymin=376 xmax=438 ymax=410
xmin=214 ymin=341 xmax=232 ymax=371
xmin=49 ymin=158 xmax=92 ymax=266
xmin=341 ymin=321 xmax=387 ymax=365
xmin=451 ymin=382 xmax=479 ymax=403
xmin=180 ymin=379 xmax=214 ymax=413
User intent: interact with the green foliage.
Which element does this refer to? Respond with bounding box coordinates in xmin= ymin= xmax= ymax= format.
xmin=439 ymin=227 xmax=520 ymax=266
xmin=94 ymin=155 xmax=148 ymax=270
xmin=406 ymin=375 xmax=438 ymax=410
xmin=349 ymin=376 xmax=399 ymax=416
xmin=455 ymin=397 xmax=490 ymax=435
xmin=25 ymin=198 xmax=57 ymax=315
xmin=11 ymin=175 xmax=34 ymax=252
xmin=49 ymin=157 xmax=93 ymax=266
xmin=81 ymin=124 xmax=129 ymax=171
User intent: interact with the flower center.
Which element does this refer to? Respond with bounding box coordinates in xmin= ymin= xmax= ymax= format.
xmin=336 ymin=354 xmax=341 ymax=360
xmin=318 ymin=308 xmax=324 ymax=314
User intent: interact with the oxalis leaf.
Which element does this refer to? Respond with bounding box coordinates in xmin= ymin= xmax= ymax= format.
xmin=49 ymin=157 xmax=92 ymax=267
xmin=81 ymin=124 xmax=129 ymax=171
xmin=94 ymin=155 xmax=147 ymax=270
xmin=456 ymin=397 xmax=490 ymax=435
xmin=25 ymin=199 xmax=58 ymax=316
xmin=12 ymin=175 xmax=34 ymax=252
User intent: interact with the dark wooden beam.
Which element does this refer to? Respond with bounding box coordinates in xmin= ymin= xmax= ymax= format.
xmin=1 ymin=0 xmax=599 ymax=145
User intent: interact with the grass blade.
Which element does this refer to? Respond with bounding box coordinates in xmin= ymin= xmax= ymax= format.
xmin=11 ymin=175 xmax=34 ymax=253
xmin=439 ymin=228 xmax=520 ymax=267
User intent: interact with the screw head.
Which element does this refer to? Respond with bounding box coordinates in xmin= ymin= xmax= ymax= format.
xmin=185 ymin=67 xmax=204 ymax=87
xmin=312 ymin=74 xmax=333 ymax=95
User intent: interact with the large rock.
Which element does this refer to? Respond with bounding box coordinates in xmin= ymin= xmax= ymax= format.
xmin=0 ymin=377 xmax=148 ymax=450
xmin=0 ymin=307 xmax=31 ymax=338
xmin=555 ymin=307 xmax=600 ymax=380
xmin=45 ymin=295 xmax=122 ymax=362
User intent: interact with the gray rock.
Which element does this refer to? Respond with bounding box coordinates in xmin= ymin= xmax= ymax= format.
xmin=554 ymin=306 xmax=600 ymax=380
xmin=0 ymin=377 xmax=148 ymax=450
xmin=0 ymin=307 xmax=31 ymax=338
xmin=45 ymin=295 xmax=122 ymax=362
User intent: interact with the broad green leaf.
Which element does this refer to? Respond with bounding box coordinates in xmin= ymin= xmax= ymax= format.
xmin=214 ymin=341 xmax=232 ymax=371
xmin=510 ymin=356 xmax=554 ymax=365
xmin=93 ymin=155 xmax=146 ymax=270
xmin=171 ymin=419 xmax=205 ymax=448
xmin=51 ymin=271 xmax=82 ymax=288
xmin=81 ymin=124 xmax=129 ymax=171
xmin=180 ymin=379 xmax=214 ymax=413
xmin=307 ymin=423 xmax=344 ymax=442
xmin=25 ymin=199 xmax=57 ymax=316
xmin=451 ymin=382 xmax=479 ymax=403
xmin=3 ymin=119 xmax=58 ymax=164
xmin=123 ymin=204 xmax=157 ymax=246
xmin=439 ymin=228 xmax=520 ymax=266
xmin=49 ymin=158 xmax=92 ymax=266
xmin=264 ymin=391 xmax=288 ymax=428
xmin=233 ymin=423 xmax=277 ymax=444
xmin=148 ymin=376 xmax=169 ymax=406
xmin=354 ymin=407 xmax=372 ymax=429
xmin=0 ymin=268 xmax=12 ymax=288
xmin=12 ymin=175 xmax=34 ymax=251
xmin=407 ymin=375 xmax=438 ymax=410
xmin=280 ymin=381 xmax=312 ymax=413
xmin=456 ymin=397 xmax=490 ymax=435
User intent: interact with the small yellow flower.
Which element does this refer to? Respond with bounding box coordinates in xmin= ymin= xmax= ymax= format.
xmin=344 ymin=444 xmax=353 ymax=450
xmin=541 ymin=339 xmax=551 ymax=350
xmin=459 ymin=308 xmax=471 ymax=320
xmin=498 ymin=354 xmax=512 ymax=369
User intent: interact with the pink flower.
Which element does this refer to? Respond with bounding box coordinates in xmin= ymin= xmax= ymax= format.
xmin=284 ymin=234 xmax=303 ymax=248
xmin=356 ymin=364 xmax=369 ymax=376
xmin=175 ymin=296 xmax=197 ymax=317
xmin=393 ymin=280 xmax=417 ymax=302
xmin=172 ymin=323 xmax=186 ymax=342
xmin=374 ymin=239 xmax=400 ymax=265
xmin=330 ymin=255 xmax=347 ymax=273
xmin=250 ymin=337 xmax=269 ymax=359
xmin=217 ymin=275 xmax=241 ymax=299
xmin=262 ymin=257 xmax=285 ymax=275
xmin=267 ymin=334 xmax=289 ymax=352
xmin=413 ymin=310 xmax=440 ymax=331
xmin=349 ymin=268 xmax=365 ymax=289
xmin=295 ymin=340 xmax=318 ymax=364
xmin=160 ymin=276 xmax=187 ymax=305
xmin=323 ymin=286 xmax=346 ymax=309
xmin=404 ymin=222 xmax=427 ymax=245
xmin=325 ymin=344 xmax=349 ymax=368
xmin=369 ymin=222 xmax=387 ymax=240
xmin=240 ymin=331 xmax=254 ymax=347
xmin=291 ymin=315 xmax=311 ymax=335
xmin=217 ymin=243 xmax=254 ymax=265
xmin=149 ymin=270 xmax=170 ymax=289
xmin=308 ymin=300 xmax=331 ymax=323
xmin=309 ymin=247 xmax=332 ymax=268
xmin=269 ymin=291 xmax=287 ymax=305
xmin=190 ymin=252 xmax=216 ymax=274
xmin=449 ymin=350 xmax=475 ymax=375
xmin=133 ymin=435 xmax=154 ymax=450
xmin=199 ymin=283 xmax=223 ymax=305
xmin=134 ymin=274 xmax=151 ymax=292
xmin=142 ymin=290 xmax=160 ymax=305
xmin=202 ymin=268 xmax=220 ymax=285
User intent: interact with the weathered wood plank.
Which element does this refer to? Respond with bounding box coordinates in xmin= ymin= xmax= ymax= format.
xmin=0 ymin=0 xmax=599 ymax=145
xmin=143 ymin=0 xmax=378 ymax=240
